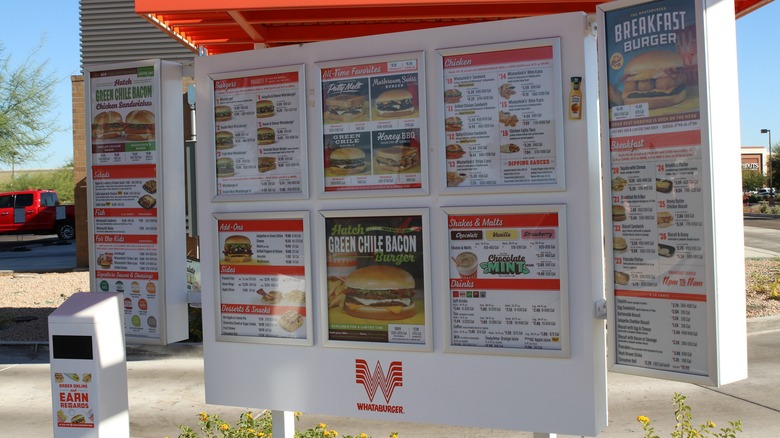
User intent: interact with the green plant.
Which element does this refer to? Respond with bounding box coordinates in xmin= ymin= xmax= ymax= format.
xmin=174 ymin=411 xmax=398 ymax=438
xmin=637 ymin=393 xmax=742 ymax=438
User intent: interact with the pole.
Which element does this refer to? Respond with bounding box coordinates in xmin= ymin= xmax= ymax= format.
xmin=761 ymin=129 xmax=772 ymax=192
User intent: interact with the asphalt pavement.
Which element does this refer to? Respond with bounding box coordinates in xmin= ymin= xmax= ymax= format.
xmin=1 ymin=222 xmax=779 ymax=437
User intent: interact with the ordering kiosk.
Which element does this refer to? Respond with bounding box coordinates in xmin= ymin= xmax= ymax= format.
xmin=48 ymin=292 xmax=129 ymax=437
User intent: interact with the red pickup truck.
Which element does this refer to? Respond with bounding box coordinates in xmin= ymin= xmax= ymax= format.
xmin=0 ymin=189 xmax=76 ymax=240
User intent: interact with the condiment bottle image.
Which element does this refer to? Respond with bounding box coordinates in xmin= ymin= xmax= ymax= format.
xmin=569 ymin=76 xmax=582 ymax=120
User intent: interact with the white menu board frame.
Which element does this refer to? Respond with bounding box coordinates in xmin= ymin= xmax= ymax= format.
xmin=85 ymin=59 xmax=188 ymax=345
xmin=442 ymin=205 xmax=570 ymax=358
xmin=213 ymin=211 xmax=313 ymax=346
xmin=598 ymin=0 xmax=747 ymax=386
xmin=209 ymin=64 xmax=309 ymax=202
xmin=317 ymin=52 xmax=429 ymax=198
xmin=436 ymin=39 xmax=565 ymax=194
xmin=318 ymin=208 xmax=433 ymax=352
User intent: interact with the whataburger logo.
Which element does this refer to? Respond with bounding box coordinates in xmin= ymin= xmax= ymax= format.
xmin=355 ymin=359 xmax=405 ymax=414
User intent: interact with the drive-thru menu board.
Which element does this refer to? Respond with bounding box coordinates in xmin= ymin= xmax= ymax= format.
xmin=215 ymin=213 xmax=312 ymax=345
xmin=444 ymin=207 xmax=568 ymax=357
xmin=439 ymin=41 xmax=563 ymax=191
xmin=320 ymin=53 xmax=426 ymax=193
xmin=88 ymin=65 xmax=162 ymax=339
xmin=602 ymin=0 xmax=708 ymax=375
xmin=212 ymin=66 xmax=307 ymax=199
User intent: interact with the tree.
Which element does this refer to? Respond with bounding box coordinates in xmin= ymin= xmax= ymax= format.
xmin=0 ymin=42 xmax=62 ymax=169
xmin=742 ymin=168 xmax=765 ymax=192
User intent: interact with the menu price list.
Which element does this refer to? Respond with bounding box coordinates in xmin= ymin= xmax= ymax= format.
xmin=213 ymin=70 xmax=304 ymax=196
xmin=218 ymin=218 xmax=307 ymax=340
xmin=615 ymin=294 xmax=707 ymax=375
xmin=451 ymin=291 xmax=561 ymax=349
xmin=442 ymin=45 xmax=559 ymax=188
xmin=446 ymin=210 xmax=564 ymax=352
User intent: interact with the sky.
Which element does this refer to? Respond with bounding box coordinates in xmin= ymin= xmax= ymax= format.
xmin=0 ymin=1 xmax=777 ymax=170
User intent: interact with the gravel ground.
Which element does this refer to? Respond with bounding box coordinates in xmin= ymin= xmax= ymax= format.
xmin=1 ymin=260 xmax=779 ymax=343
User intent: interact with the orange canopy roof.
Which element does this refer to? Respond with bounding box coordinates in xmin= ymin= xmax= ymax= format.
xmin=136 ymin=0 xmax=771 ymax=55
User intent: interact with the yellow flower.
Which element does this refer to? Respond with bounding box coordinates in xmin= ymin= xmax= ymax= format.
xmin=636 ymin=415 xmax=650 ymax=424
xmin=257 ymin=433 xmax=265 ymax=437
xmin=389 ymin=433 xmax=398 ymax=438
xmin=199 ymin=412 xmax=208 ymax=422
xmin=359 ymin=433 xmax=368 ymax=438
xmin=219 ymin=422 xmax=229 ymax=431
xmin=294 ymin=412 xmax=302 ymax=418
xmin=329 ymin=430 xmax=338 ymax=437
xmin=247 ymin=412 xmax=253 ymax=419
xmin=317 ymin=423 xmax=328 ymax=429
xmin=707 ymin=421 xmax=716 ymax=428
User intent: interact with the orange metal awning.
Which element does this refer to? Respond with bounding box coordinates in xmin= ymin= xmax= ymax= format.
xmin=135 ymin=0 xmax=772 ymax=56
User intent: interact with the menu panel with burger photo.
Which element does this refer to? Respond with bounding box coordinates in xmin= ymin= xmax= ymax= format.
xmin=212 ymin=69 xmax=306 ymax=197
xmin=320 ymin=54 xmax=425 ymax=192
xmin=216 ymin=217 xmax=309 ymax=342
xmin=324 ymin=214 xmax=426 ymax=345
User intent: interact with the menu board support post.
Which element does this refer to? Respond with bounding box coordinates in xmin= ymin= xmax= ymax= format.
xmin=271 ymin=410 xmax=295 ymax=438
xmin=598 ymin=0 xmax=747 ymax=385
xmin=84 ymin=59 xmax=188 ymax=345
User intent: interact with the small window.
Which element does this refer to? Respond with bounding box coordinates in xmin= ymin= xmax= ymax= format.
xmin=14 ymin=194 xmax=33 ymax=207
xmin=0 ymin=195 xmax=11 ymax=208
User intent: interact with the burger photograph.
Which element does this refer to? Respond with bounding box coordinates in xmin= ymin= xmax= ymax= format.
xmin=617 ymin=50 xmax=691 ymax=111
xmin=216 ymin=157 xmax=235 ymax=178
xmin=324 ymin=93 xmax=366 ymax=123
xmin=374 ymin=88 xmax=416 ymax=119
xmin=373 ymin=145 xmax=420 ymax=173
xmin=257 ymin=127 xmax=276 ymax=145
xmin=215 ymin=130 xmax=234 ymax=150
xmin=340 ymin=265 xmax=417 ymax=321
xmin=222 ymin=235 xmax=253 ymax=263
xmin=124 ymin=109 xmax=155 ymax=141
xmin=215 ymin=105 xmax=233 ymax=122
xmin=256 ymin=99 xmax=275 ymax=118
xmin=91 ymin=110 xmax=124 ymax=140
xmin=328 ymin=147 xmax=367 ymax=175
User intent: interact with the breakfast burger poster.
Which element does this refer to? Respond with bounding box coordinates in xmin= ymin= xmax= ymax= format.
xmin=322 ymin=211 xmax=429 ymax=347
xmin=319 ymin=53 xmax=426 ymax=193
xmin=603 ymin=0 xmax=699 ymax=131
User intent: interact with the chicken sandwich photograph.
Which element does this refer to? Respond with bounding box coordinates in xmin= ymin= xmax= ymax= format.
xmin=91 ymin=110 xmax=124 ymax=140
xmin=124 ymin=109 xmax=155 ymax=141
xmin=222 ymin=235 xmax=253 ymax=263
xmin=375 ymin=88 xmax=416 ymax=118
xmin=342 ymin=265 xmax=417 ymax=320
xmin=620 ymin=50 xmax=688 ymax=110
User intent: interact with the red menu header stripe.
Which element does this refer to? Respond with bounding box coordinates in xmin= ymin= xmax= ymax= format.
xmin=94 ymin=270 xmax=159 ymax=281
xmin=444 ymin=46 xmax=553 ymax=69
xmin=448 ymin=213 xmax=558 ymax=228
xmin=92 ymin=164 xmax=157 ymax=179
xmin=615 ymin=289 xmax=707 ymax=302
xmin=610 ymin=130 xmax=701 ymax=152
xmin=214 ymin=72 xmax=299 ymax=91
xmin=94 ymin=234 xmax=158 ymax=244
xmin=93 ymin=208 xmax=157 ymax=217
xmin=451 ymin=278 xmax=560 ymax=290
xmin=220 ymin=265 xmax=305 ymax=276
xmin=222 ymin=304 xmax=306 ymax=316
xmin=218 ymin=219 xmax=304 ymax=232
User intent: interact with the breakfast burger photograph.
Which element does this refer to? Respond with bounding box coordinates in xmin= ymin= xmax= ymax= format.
xmin=322 ymin=212 xmax=429 ymax=346
xmin=604 ymin=0 xmax=698 ymax=118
